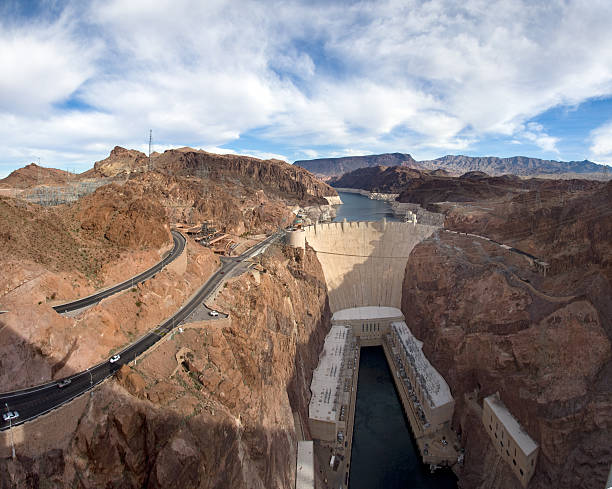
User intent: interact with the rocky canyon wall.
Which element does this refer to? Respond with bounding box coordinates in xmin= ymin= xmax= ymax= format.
xmin=401 ymin=231 xmax=612 ymax=489
xmin=0 ymin=245 xmax=331 ymax=489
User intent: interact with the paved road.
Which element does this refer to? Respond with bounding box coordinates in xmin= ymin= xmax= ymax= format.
xmin=0 ymin=231 xmax=283 ymax=430
xmin=52 ymin=231 xmax=186 ymax=314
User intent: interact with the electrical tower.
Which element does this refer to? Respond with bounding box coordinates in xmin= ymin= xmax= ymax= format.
xmin=148 ymin=129 xmax=152 ymax=172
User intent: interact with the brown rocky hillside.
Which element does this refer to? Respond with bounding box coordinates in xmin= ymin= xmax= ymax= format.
xmin=0 ymin=163 xmax=75 ymax=188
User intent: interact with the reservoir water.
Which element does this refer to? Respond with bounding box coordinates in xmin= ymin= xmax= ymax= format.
xmin=333 ymin=191 xmax=399 ymax=222
xmin=349 ymin=348 xmax=457 ymax=489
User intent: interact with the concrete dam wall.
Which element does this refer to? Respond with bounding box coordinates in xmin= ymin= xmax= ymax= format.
xmin=303 ymin=221 xmax=438 ymax=312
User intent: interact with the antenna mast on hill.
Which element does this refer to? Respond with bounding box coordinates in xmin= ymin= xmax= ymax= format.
xmin=148 ymin=129 xmax=152 ymax=172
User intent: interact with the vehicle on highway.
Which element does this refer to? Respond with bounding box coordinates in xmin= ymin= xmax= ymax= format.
xmin=220 ymin=271 xmax=225 ymax=274
xmin=209 ymin=310 xmax=219 ymax=317
xmin=109 ymin=354 xmax=121 ymax=363
xmin=57 ymin=379 xmax=72 ymax=388
xmin=3 ymin=411 xmax=19 ymax=421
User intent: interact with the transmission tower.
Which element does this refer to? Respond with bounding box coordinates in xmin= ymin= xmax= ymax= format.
xmin=148 ymin=129 xmax=152 ymax=172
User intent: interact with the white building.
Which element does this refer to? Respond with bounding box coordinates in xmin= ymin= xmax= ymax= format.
xmin=483 ymin=393 xmax=539 ymax=487
xmin=308 ymin=325 xmax=356 ymax=441
xmin=388 ymin=321 xmax=454 ymax=432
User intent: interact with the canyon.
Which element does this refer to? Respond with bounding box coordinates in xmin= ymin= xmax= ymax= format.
xmin=0 ymin=151 xmax=610 ymax=489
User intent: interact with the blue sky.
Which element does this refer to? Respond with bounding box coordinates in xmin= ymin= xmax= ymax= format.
xmin=1 ymin=0 xmax=612 ymax=177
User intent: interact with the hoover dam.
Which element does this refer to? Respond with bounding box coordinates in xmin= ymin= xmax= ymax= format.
xmin=291 ymin=196 xmax=539 ymax=489
xmin=302 ymin=219 xmax=438 ymax=311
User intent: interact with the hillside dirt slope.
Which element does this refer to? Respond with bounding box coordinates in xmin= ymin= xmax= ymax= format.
xmin=0 ymin=245 xmax=331 ymax=489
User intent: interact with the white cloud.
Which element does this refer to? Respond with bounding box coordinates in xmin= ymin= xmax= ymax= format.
xmin=1 ymin=0 xmax=612 ymax=172
xmin=520 ymin=122 xmax=560 ymax=153
xmin=590 ymin=120 xmax=612 ymax=165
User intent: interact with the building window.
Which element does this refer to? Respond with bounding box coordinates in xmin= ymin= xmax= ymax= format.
xmin=513 ymin=459 xmax=516 ymax=466
xmin=500 ymin=441 xmax=503 ymax=447
xmin=489 ymin=425 xmax=492 ymax=431
xmin=519 ymin=469 xmax=524 ymax=476
xmin=531 ymin=460 xmax=534 ymax=466
xmin=506 ymin=450 xmax=509 ymax=457
xmin=494 ymin=433 xmax=497 ymax=439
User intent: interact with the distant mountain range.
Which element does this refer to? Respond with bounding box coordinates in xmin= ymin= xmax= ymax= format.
xmin=294 ymin=152 xmax=610 ymax=179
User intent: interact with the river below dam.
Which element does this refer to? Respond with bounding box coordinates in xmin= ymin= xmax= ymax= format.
xmin=333 ymin=191 xmax=399 ymax=222
xmin=349 ymin=347 xmax=457 ymax=489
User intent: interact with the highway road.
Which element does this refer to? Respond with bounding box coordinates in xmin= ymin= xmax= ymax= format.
xmin=53 ymin=230 xmax=186 ymax=314
xmin=0 ymin=231 xmax=283 ymax=431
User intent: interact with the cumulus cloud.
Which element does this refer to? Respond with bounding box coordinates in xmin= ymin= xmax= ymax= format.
xmin=590 ymin=120 xmax=612 ymax=165
xmin=1 ymin=0 xmax=612 ymax=173
xmin=520 ymin=123 xmax=560 ymax=153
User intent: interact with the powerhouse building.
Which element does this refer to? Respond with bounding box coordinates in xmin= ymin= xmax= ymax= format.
xmin=308 ymin=325 xmax=357 ymax=441
xmin=387 ymin=321 xmax=454 ymax=432
xmin=483 ymin=393 xmax=539 ymax=487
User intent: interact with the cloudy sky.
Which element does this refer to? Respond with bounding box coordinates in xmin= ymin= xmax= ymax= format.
xmin=1 ymin=0 xmax=612 ymax=176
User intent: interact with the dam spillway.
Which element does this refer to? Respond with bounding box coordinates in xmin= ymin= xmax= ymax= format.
xmin=303 ymin=220 xmax=438 ymax=312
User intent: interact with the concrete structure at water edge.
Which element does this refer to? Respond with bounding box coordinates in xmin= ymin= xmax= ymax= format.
xmin=303 ymin=220 xmax=439 ymax=312
xmin=309 ymin=305 xmax=459 ymax=470
xmin=387 ymin=322 xmax=454 ymax=433
xmin=331 ymin=306 xmax=404 ymax=346
xmin=483 ymin=393 xmax=539 ymax=487
xmin=308 ymin=325 xmax=359 ymax=442
xmin=286 ymin=228 xmax=306 ymax=249
xmin=295 ymin=441 xmax=315 ymax=489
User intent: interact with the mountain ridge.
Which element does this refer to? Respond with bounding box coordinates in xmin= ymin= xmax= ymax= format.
xmin=295 ymin=152 xmax=610 ymax=179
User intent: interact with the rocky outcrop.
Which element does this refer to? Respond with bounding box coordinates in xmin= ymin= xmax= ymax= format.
xmin=91 ymin=146 xmax=148 ymax=177
xmin=152 ymin=148 xmax=337 ymax=204
xmin=0 ymin=245 xmax=332 ymax=488
xmin=329 ymin=165 xmax=425 ymax=192
xmin=401 ymin=231 xmax=612 ymax=489
xmin=296 ymin=153 xmax=417 ymax=178
xmin=75 ymin=182 xmax=171 ymax=249
xmin=0 ymin=163 xmax=74 ymax=188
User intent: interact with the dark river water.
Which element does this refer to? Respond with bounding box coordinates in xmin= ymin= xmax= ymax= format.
xmin=333 ymin=191 xmax=399 ymax=222
xmin=348 ymin=348 xmax=457 ymax=489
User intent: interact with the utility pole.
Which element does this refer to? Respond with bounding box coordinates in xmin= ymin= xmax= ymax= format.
xmin=148 ymin=129 xmax=152 ymax=172
xmin=5 ymin=402 xmax=15 ymax=459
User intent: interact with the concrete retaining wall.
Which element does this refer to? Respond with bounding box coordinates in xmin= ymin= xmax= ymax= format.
xmin=304 ymin=221 xmax=437 ymax=312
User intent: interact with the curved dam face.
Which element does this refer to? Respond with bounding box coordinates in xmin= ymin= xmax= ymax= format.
xmin=303 ymin=220 xmax=438 ymax=312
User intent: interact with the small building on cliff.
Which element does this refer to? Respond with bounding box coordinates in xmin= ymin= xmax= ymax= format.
xmin=482 ymin=393 xmax=539 ymax=487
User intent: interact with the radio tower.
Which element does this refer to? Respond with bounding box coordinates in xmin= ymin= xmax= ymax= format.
xmin=148 ymin=129 xmax=152 ymax=172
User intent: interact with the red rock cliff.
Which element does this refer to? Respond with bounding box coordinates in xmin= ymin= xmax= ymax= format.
xmin=401 ymin=231 xmax=612 ymax=489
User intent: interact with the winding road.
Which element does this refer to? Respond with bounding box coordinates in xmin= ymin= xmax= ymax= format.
xmin=0 ymin=230 xmax=283 ymax=431
xmin=53 ymin=230 xmax=186 ymax=314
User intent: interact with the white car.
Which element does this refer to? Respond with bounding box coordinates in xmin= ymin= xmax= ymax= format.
xmin=3 ymin=411 xmax=19 ymax=422
xmin=109 ymin=354 xmax=121 ymax=363
xmin=57 ymin=379 xmax=72 ymax=388
xmin=208 ymin=310 xmax=219 ymax=317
